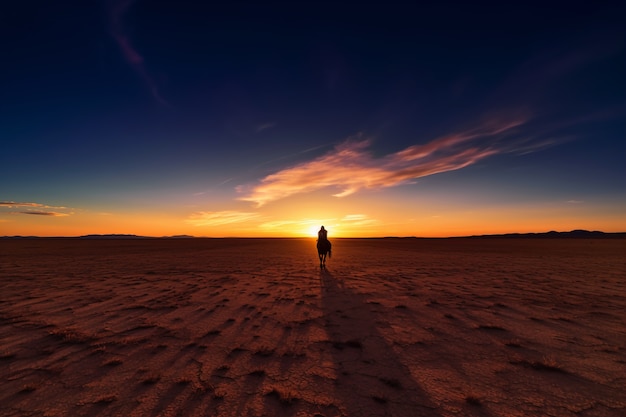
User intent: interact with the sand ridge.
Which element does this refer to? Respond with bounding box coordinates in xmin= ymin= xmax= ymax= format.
xmin=1 ymin=238 xmax=625 ymax=416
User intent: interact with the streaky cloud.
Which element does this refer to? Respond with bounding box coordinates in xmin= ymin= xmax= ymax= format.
xmin=341 ymin=214 xmax=376 ymax=226
xmin=20 ymin=211 xmax=68 ymax=217
xmin=256 ymin=122 xmax=276 ymax=132
xmin=1 ymin=201 xmax=69 ymax=210
xmin=0 ymin=201 xmax=44 ymax=207
xmin=239 ymin=119 xmax=527 ymax=206
xmin=187 ymin=211 xmax=260 ymax=227
xmin=259 ymin=218 xmax=334 ymax=231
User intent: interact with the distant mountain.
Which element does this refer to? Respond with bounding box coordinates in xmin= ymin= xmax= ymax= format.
xmin=468 ymin=230 xmax=626 ymax=239
xmin=79 ymin=234 xmax=149 ymax=239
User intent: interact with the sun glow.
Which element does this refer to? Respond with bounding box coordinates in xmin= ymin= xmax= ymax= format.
xmin=308 ymin=224 xmax=320 ymax=237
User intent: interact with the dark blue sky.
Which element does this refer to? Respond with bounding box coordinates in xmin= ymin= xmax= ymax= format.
xmin=1 ymin=1 xmax=624 ymax=236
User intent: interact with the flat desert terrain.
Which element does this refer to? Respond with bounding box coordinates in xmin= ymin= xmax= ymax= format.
xmin=1 ymin=238 xmax=624 ymax=417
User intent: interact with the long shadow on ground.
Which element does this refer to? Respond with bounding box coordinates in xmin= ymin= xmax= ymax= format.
xmin=319 ymin=269 xmax=443 ymax=416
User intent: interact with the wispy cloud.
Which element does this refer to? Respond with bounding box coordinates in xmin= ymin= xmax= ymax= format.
xmin=108 ymin=0 xmax=168 ymax=106
xmin=258 ymin=218 xmax=333 ymax=231
xmin=1 ymin=201 xmax=46 ymax=208
xmin=341 ymin=214 xmax=376 ymax=226
xmin=256 ymin=122 xmax=276 ymax=132
xmin=1 ymin=201 xmax=72 ymax=217
xmin=238 ymin=119 xmax=528 ymax=206
xmin=20 ymin=211 xmax=69 ymax=217
xmin=186 ymin=211 xmax=260 ymax=227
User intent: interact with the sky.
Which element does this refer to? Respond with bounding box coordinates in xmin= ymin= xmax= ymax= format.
xmin=1 ymin=1 xmax=625 ymax=237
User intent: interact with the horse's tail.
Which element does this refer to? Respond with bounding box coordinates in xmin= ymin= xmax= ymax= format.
xmin=328 ymin=248 xmax=331 ymax=258
xmin=328 ymin=241 xmax=332 ymax=258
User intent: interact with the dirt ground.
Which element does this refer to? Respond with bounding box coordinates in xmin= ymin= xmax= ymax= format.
xmin=1 ymin=238 xmax=624 ymax=416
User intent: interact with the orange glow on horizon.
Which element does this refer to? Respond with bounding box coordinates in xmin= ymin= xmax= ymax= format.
xmin=1 ymin=196 xmax=625 ymax=238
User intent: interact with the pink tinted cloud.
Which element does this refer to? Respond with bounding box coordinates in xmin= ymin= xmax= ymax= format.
xmin=239 ymin=119 xmax=526 ymax=206
xmin=108 ymin=0 xmax=168 ymax=106
xmin=113 ymin=34 xmax=144 ymax=65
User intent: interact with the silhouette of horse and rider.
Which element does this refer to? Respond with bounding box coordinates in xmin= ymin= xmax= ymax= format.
xmin=316 ymin=226 xmax=331 ymax=269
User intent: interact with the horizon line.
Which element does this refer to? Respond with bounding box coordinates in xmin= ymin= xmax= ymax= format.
xmin=2 ymin=230 xmax=625 ymax=240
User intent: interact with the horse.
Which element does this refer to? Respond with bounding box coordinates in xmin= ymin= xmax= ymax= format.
xmin=317 ymin=239 xmax=332 ymax=269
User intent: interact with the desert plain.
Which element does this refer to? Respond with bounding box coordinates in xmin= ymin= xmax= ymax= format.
xmin=0 ymin=237 xmax=624 ymax=417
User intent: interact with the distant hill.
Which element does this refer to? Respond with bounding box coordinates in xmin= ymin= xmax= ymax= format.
xmin=467 ymin=230 xmax=626 ymax=239
xmin=79 ymin=234 xmax=149 ymax=239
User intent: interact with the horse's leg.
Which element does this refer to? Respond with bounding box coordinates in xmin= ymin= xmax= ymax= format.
xmin=319 ymin=253 xmax=323 ymax=268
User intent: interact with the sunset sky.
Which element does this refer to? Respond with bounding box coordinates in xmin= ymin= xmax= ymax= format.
xmin=1 ymin=1 xmax=624 ymax=237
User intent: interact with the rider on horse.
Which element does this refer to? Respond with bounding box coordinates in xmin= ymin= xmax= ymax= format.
xmin=317 ymin=226 xmax=331 ymax=268
xmin=318 ymin=226 xmax=328 ymax=242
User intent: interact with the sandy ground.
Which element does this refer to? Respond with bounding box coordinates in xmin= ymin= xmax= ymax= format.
xmin=1 ymin=238 xmax=624 ymax=417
